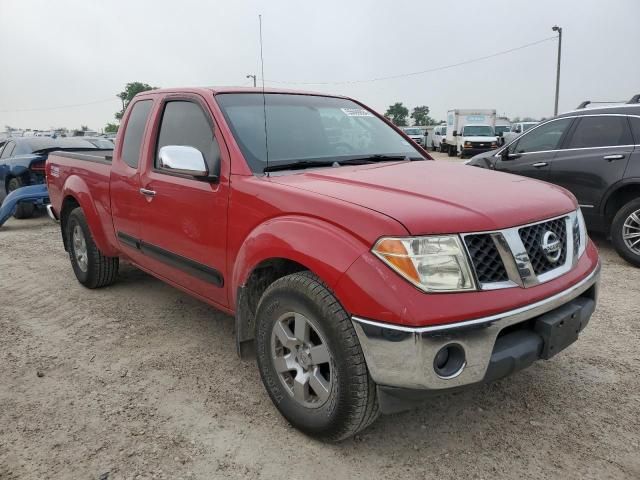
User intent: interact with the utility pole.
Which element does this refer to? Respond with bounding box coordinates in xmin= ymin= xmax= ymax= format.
xmin=552 ymin=25 xmax=562 ymax=116
xmin=246 ymin=74 xmax=257 ymax=87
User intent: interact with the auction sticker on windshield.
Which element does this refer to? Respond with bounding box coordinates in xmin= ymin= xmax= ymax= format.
xmin=341 ymin=108 xmax=373 ymax=117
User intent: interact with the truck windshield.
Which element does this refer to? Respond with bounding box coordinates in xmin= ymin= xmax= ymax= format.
xmin=462 ymin=125 xmax=494 ymax=137
xmin=494 ymin=126 xmax=510 ymax=134
xmin=403 ymin=128 xmax=423 ymax=135
xmin=216 ymin=93 xmax=423 ymax=173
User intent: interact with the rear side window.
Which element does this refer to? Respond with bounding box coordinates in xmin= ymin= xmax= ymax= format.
xmin=155 ymin=101 xmax=220 ymax=172
xmin=510 ymin=118 xmax=572 ymax=153
xmin=121 ymin=100 xmax=153 ymax=168
xmin=629 ymin=117 xmax=640 ymax=144
xmin=566 ymin=116 xmax=632 ymax=149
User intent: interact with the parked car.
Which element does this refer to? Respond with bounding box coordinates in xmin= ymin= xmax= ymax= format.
xmin=445 ymin=109 xmax=498 ymax=157
xmin=46 ymin=87 xmax=600 ymax=441
xmin=430 ymin=124 xmax=447 ymax=151
xmin=401 ymin=127 xmax=425 ymax=146
xmin=495 ymin=120 xmax=512 ymax=146
xmin=0 ymin=137 xmax=111 ymax=218
xmin=502 ymin=121 xmax=538 ymax=144
xmin=466 ymin=96 xmax=640 ymax=266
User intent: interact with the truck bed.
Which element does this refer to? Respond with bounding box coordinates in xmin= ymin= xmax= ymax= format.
xmin=46 ymin=149 xmax=115 ymax=247
xmin=50 ymin=149 xmax=113 ymax=164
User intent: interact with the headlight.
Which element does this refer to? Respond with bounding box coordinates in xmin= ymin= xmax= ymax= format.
xmin=574 ymin=208 xmax=588 ymax=257
xmin=372 ymin=236 xmax=476 ymax=292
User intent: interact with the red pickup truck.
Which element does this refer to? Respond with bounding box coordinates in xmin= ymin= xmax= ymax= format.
xmin=46 ymin=87 xmax=600 ymax=441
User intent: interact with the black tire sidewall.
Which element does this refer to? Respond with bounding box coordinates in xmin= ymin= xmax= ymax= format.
xmin=66 ymin=209 xmax=94 ymax=285
xmin=611 ymin=198 xmax=640 ymax=267
xmin=255 ymin=278 xmax=362 ymax=438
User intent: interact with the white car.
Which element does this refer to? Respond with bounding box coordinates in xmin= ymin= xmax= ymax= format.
xmin=502 ymin=121 xmax=537 ymax=144
xmin=430 ymin=125 xmax=447 ymax=152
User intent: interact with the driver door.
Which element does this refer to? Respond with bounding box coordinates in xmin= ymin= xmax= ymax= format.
xmin=494 ymin=117 xmax=575 ymax=182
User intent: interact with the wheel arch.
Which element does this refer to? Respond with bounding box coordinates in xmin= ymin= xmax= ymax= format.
xmin=603 ymin=180 xmax=640 ymax=224
xmin=231 ymin=215 xmax=369 ymax=357
xmin=60 ymin=175 xmax=119 ymax=256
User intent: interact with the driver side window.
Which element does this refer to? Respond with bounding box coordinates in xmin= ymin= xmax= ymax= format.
xmin=509 ymin=118 xmax=572 ymax=154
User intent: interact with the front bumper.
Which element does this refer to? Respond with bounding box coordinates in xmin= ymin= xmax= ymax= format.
xmin=351 ymin=263 xmax=600 ymax=393
xmin=461 ymin=147 xmax=494 ymax=156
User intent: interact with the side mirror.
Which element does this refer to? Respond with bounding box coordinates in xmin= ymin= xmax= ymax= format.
xmin=497 ymin=131 xmax=503 ymax=137
xmin=452 ymin=130 xmax=458 ymax=137
xmin=158 ymin=145 xmax=210 ymax=178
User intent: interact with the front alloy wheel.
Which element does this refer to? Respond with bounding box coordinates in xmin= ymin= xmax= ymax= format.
xmin=255 ymin=271 xmax=379 ymax=441
xmin=271 ymin=312 xmax=333 ymax=408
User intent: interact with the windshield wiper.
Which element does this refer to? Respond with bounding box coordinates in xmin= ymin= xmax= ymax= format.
xmin=263 ymin=154 xmax=423 ymax=173
xmin=340 ymin=154 xmax=423 ymax=163
xmin=263 ymin=160 xmax=336 ymax=173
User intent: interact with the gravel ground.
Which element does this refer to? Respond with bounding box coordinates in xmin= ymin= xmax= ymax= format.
xmin=1 ymin=163 xmax=639 ymax=479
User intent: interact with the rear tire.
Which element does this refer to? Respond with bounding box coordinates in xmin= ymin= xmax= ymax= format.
xmin=610 ymin=198 xmax=640 ymax=267
xmin=65 ymin=207 xmax=119 ymax=288
xmin=7 ymin=177 xmax=35 ymax=219
xmin=255 ymin=271 xmax=379 ymax=441
xmin=448 ymin=145 xmax=456 ymax=157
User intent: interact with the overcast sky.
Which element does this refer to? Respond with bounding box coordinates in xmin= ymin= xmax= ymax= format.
xmin=1 ymin=0 xmax=639 ymax=131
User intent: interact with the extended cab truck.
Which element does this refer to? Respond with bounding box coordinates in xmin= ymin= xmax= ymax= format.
xmin=445 ymin=109 xmax=498 ymax=158
xmin=46 ymin=87 xmax=600 ymax=441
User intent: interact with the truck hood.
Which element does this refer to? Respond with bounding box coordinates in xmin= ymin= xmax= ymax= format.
xmin=270 ymin=161 xmax=577 ymax=235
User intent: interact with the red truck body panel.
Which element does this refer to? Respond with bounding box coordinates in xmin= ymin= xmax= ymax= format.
xmin=46 ymin=87 xmax=600 ymax=329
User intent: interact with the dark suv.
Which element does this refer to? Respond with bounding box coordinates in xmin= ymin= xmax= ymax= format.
xmin=467 ymin=96 xmax=640 ymax=266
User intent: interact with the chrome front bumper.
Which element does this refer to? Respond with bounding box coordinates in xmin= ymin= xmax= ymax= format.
xmin=351 ymin=264 xmax=600 ymax=391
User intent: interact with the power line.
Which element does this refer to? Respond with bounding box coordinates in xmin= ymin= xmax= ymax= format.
xmin=1 ymin=35 xmax=557 ymax=113
xmin=262 ymin=36 xmax=557 ymax=86
xmin=0 ymin=97 xmax=119 ymax=113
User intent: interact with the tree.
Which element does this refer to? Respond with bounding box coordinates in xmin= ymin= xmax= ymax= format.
xmin=115 ymin=82 xmax=156 ymax=120
xmin=384 ymin=102 xmax=409 ymax=126
xmin=105 ymin=123 xmax=119 ymax=133
xmin=80 ymin=125 xmax=89 ymax=132
xmin=410 ymin=106 xmax=429 ymax=126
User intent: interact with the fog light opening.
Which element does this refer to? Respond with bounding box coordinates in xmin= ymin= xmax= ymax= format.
xmin=433 ymin=344 xmax=466 ymax=379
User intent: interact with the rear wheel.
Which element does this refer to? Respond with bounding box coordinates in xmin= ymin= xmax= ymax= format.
xmin=448 ymin=144 xmax=456 ymax=157
xmin=65 ymin=207 xmax=119 ymax=288
xmin=255 ymin=271 xmax=379 ymax=441
xmin=7 ymin=177 xmax=35 ymax=219
xmin=611 ymin=198 xmax=640 ymax=267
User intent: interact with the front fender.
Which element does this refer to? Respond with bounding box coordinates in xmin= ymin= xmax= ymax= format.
xmin=62 ymin=174 xmax=118 ymax=256
xmin=230 ymin=215 xmax=371 ymax=308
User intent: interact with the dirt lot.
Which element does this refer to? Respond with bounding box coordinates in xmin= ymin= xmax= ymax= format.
xmin=1 ymin=165 xmax=639 ymax=479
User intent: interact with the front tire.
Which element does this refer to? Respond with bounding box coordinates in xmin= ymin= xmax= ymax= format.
xmin=255 ymin=271 xmax=379 ymax=441
xmin=65 ymin=207 xmax=119 ymax=288
xmin=7 ymin=177 xmax=35 ymax=219
xmin=611 ymin=198 xmax=640 ymax=267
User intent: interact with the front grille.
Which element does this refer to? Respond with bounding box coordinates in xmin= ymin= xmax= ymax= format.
xmin=471 ymin=142 xmax=491 ymax=148
xmin=519 ymin=217 xmax=567 ymax=275
xmin=464 ymin=234 xmax=509 ymax=283
xmin=573 ymin=218 xmax=580 ymax=253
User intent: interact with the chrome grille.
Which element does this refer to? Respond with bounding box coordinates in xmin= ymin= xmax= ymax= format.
xmin=573 ymin=218 xmax=580 ymax=253
xmin=464 ymin=234 xmax=508 ymax=283
xmin=519 ymin=217 xmax=567 ymax=275
xmin=462 ymin=212 xmax=580 ymax=290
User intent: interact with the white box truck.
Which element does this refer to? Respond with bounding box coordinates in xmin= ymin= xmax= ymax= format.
xmin=445 ymin=109 xmax=498 ymax=158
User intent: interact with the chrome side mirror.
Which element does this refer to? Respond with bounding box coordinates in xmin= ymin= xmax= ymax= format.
xmin=158 ymin=145 xmax=208 ymax=177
